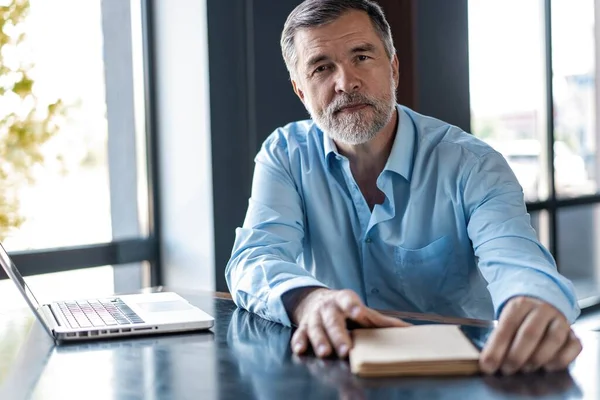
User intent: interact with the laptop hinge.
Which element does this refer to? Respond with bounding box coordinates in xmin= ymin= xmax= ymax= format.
xmin=41 ymin=304 xmax=61 ymax=330
xmin=49 ymin=304 xmax=64 ymax=327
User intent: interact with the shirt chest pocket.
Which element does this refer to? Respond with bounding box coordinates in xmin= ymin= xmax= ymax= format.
xmin=393 ymin=236 xmax=460 ymax=310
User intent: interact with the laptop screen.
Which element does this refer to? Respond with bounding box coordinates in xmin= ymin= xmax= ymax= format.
xmin=0 ymin=242 xmax=53 ymax=337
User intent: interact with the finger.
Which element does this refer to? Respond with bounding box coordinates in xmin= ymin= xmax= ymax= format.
xmin=526 ymin=317 xmax=570 ymax=371
xmin=321 ymin=304 xmax=352 ymax=358
xmin=333 ymin=290 xmax=382 ymax=326
xmin=333 ymin=289 xmax=409 ymax=328
xmin=500 ymin=305 xmax=557 ymax=375
xmin=307 ymin=313 xmax=332 ymax=358
xmin=291 ymin=326 xmax=309 ymax=355
xmin=361 ymin=308 xmax=411 ymax=328
xmin=544 ymin=332 xmax=583 ymax=372
xmin=334 ymin=289 xmax=366 ymax=319
xmin=479 ymin=297 xmax=535 ymax=374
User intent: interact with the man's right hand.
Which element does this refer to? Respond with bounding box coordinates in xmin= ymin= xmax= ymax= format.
xmin=289 ymin=288 xmax=410 ymax=359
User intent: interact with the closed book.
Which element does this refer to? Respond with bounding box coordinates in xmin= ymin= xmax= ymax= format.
xmin=350 ymin=324 xmax=481 ymax=377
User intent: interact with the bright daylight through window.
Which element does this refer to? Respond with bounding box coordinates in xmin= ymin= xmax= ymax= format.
xmin=469 ymin=0 xmax=600 ymax=303
xmin=0 ymin=0 xmax=147 ymax=311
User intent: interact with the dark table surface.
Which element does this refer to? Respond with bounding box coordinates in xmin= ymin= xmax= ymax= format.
xmin=0 ymin=289 xmax=598 ymax=400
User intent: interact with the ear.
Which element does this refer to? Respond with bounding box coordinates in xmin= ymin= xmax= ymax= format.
xmin=291 ymin=78 xmax=306 ymax=104
xmin=391 ymin=54 xmax=399 ymax=89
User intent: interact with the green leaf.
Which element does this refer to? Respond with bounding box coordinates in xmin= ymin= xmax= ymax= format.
xmin=12 ymin=72 xmax=32 ymax=97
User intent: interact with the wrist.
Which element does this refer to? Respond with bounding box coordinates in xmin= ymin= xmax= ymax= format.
xmin=284 ymin=287 xmax=329 ymax=326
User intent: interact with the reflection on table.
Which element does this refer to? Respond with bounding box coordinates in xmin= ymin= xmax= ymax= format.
xmin=0 ymin=291 xmax=597 ymax=400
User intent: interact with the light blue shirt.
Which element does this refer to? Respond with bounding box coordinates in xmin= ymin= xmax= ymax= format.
xmin=226 ymin=105 xmax=580 ymax=327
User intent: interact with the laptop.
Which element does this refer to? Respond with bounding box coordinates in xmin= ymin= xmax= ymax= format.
xmin=0 ymin=242 xmax=214 ymax=342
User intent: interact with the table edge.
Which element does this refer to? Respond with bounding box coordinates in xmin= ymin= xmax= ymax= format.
xmin=213 ymin=291 xmax=493 ymax=327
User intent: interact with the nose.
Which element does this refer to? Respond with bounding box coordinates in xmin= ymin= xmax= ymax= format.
xmin=334 ymin=65 xmax=361 ymax=94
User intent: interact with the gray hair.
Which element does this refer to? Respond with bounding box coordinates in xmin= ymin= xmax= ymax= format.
xmin=280 ymin=0 xmax=396 ymax=78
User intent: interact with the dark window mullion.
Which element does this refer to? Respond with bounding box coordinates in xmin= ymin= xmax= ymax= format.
xmin=0 ymin=238 xmax=157 ymax=280
xmin=528 ymin=193 xmax=600 ymax=211
xmin=544 ymin=0 xmax=558 ymax=264
xmin=141 ymin=0 xmax=163 ymax=287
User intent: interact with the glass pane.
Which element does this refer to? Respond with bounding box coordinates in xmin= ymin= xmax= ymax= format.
xmin=468 ymin=0 xmax=549 ymax=202
xmin=557 ymin=205 xmax=600 ymax=301
xmin=0 ymin=0 xmax=110 ymax=250
xmin=552 ymin=0 xmax=597 ymax=198
xmin=131 ymin=0 xmax=150 ymax=237
xmin=0 ymin=266 xmax=115 ymax=312
xmin=528 ymin=210 xmax=551 ymax=250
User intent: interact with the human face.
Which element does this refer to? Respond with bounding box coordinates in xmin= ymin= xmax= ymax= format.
xmin=291 ymin=10 xmax=399 ymax=145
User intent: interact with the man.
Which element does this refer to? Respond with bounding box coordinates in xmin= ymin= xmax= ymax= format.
xmin=226 ymin=0 xmax=582 ymax=375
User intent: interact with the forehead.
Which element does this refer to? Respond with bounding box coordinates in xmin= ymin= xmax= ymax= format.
xmin=294 ymin=10 xmax=384 ymax=63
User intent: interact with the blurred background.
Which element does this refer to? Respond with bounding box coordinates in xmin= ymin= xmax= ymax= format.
xmin=0 ymin=0 xmax=599 ymax=314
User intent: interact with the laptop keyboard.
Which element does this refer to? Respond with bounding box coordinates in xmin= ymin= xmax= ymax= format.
xmin=57 ymin=298 xmax=145 ymax=329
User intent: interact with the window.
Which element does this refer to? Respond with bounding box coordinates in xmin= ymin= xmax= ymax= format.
xmin=0 ymin=0 xmax=159 ymax=307
xmin=469 ymin=0 xmax=600 ymax=304
xmin=468 ymin=0 xmax=549 ymax=202
xmin=0 ymin=266 xmax=115 ymax=312
xmin=2 ymin=0 xmax=112 ymax=251
xmin=552 ymin=0 xmax=597 ymax=198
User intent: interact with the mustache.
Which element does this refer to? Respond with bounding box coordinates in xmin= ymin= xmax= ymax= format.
xmin=327 ymin=93 xmax=375 ymax=115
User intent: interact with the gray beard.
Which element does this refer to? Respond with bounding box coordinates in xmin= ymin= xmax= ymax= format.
xmin=306 ymin=82 xmax=396 ymax=145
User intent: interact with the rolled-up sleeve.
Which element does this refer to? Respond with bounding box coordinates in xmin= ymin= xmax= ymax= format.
xmin=225 ymin=133 xmax=327 ymax=326
xmin=463 ymin=151 xmax=580 ymax=323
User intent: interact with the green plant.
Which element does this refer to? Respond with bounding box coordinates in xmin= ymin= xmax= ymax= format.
xmin=0 ymin=0 xmax=67 ymax=240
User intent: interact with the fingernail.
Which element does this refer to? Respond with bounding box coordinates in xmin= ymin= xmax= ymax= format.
xmin=293 ymin=343 xmax=303 ymax=354
xmin=501 ymin=365 xmax=514 ymax=376
xmin=338 ymin=345 xmax=348 ymax=357
xmin=480 ymin=361 xmax=495 ymax=374
xmin=544 ymin=364 xmax=559 ymax=372
xmin=317 ymin=344 xmax=328 ymax=356
xmin=522 ymin=364 xmax=533 ymax=374
xmin=350 ymin=306 xmax=360 ymax=319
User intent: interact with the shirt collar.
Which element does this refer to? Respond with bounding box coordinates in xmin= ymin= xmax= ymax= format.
xmin=384 ymin=105 xmax=415 ymax=182
xmin=321 ymin=105 xmax=415 ymax=181
xmin=323 ymin=128 xmax=338 ymax=158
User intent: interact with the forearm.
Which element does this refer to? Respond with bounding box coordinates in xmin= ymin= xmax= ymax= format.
xmin=227 ymin=134 xmax=331 ymax=326
xmin=464 ymin=152 xmax=580 ymax=323
xmin=475 ymin=234 xmax=579 ymax=322
xmin=226 ymin=238 xmax=327 ymax=326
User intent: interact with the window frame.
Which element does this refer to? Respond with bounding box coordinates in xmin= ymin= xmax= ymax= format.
xmin=0 ymin=0 xmax=163 ymax=288
xmin=525 ymin=0 xmax=600 ymax=260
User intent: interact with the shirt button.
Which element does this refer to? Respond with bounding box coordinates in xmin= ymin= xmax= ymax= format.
xmin=371 ymin=288 xmax=379 ymax=294
xmin=365 ymin=237 xmax=372 ymax=243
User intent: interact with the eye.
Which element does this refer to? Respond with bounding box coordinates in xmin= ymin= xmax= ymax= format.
xmin=357 ymin=55 xmax=370 ymax=61
xmin=314 ymin=65 xmax=329 ymax=74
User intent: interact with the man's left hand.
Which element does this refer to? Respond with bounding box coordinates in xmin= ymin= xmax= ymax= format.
xmin=480 ymin=296 xmax=582 ymax=375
